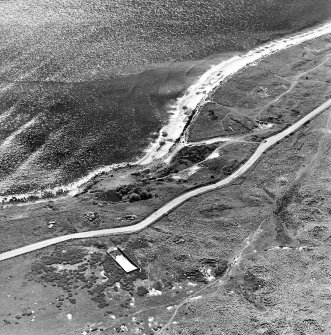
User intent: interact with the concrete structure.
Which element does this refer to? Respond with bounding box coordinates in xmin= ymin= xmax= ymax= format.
xmin=106 ymin=247 xmax=139 ymax=273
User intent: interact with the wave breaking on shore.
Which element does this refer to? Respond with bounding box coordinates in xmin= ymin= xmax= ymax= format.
xmin=1 ymin=21 xmax=331 ymax=205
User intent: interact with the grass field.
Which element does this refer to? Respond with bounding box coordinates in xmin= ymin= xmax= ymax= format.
xmin=189 ymin=34 xmax=331 ymax=142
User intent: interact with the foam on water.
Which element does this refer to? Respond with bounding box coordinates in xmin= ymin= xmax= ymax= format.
xmin=0 ymin=106 xmax=15 ymax=124
xmin=0 ymin=117 xmax=37 ymax=152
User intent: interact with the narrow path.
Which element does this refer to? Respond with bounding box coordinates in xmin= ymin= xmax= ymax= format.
xmin=255 ymin=55 xmax=331 ymax=119
xmin=1 ymin=98 xmax=331 ymax=262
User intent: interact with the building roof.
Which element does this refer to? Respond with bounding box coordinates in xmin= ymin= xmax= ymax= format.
xmin=113 ymin=254 xmax=138 ymax=273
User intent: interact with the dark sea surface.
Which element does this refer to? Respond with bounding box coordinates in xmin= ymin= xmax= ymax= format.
xmin=0 ymin=0 xmax=330 ymax=194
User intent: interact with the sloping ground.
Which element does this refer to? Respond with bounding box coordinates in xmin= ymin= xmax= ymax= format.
xmin=173 ymin=104 xmax=331 ymax=334
xmin=1 ymin=108 xmax=329 ymax=335
xmin=189 ymin=33 xmax=331 ymax=142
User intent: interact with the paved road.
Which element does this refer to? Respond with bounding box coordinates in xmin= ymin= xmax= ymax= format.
xmin=1 ymin=98 xmax=331 ymax=262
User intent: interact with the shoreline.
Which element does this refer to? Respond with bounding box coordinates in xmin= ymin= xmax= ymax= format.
xmin=1 ymin=96 xmax=331 ymax=261
xmin=1 ymin=20 xmax=331 ymax=205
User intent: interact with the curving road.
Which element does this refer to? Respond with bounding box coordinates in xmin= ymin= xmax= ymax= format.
xmin=1 ymin=98 xmax=331 ymax=262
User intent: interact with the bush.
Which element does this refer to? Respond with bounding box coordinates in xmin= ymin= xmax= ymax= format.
xmin=140 ymin=190 xmax=152 ymax=200
xmin=136 ymin=286 xmax=149 ymax=296
xmin=129 ymin=193 xmax=140 ymax=202
xmin=215 ymin=261 xmax=228 ymax=277
xmin=153 ymin=281 xmax=162 ymax=291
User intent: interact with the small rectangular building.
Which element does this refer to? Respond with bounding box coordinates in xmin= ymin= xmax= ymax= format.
xmin=106 ymin=246 xmax=139 ymax=273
